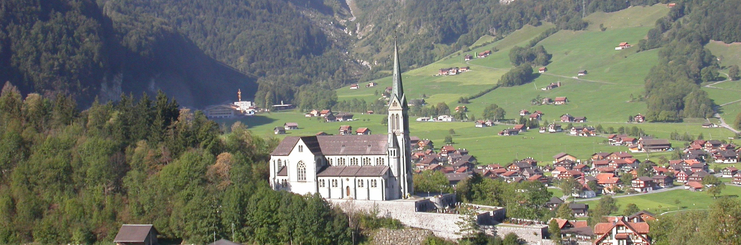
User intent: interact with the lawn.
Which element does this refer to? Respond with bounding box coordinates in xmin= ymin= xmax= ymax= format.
xmin=581 ymin=186 xmax=741 ymax=216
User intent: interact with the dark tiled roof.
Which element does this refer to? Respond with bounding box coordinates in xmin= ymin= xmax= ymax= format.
xmin=113 ymin=224 xmax=156 ymax=243
xmin=272 ymin=135 xmax=388 ymax=156
xmin=316 ymin=165 xmax=389 ymax=177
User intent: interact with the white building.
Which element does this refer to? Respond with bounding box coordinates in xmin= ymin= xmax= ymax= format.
xmin=268 ymin=40 xmax=414 ymax=200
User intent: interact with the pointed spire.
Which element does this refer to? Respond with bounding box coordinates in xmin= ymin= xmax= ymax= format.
xmin=391 ymin=36 xmax=404 ymax=102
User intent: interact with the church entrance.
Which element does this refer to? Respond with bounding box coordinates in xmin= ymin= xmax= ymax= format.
xmin=346 ymin=186 xmax=350 ymax=197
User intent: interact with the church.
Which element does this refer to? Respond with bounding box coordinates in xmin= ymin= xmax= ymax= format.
xmin=269 ymin=40 xmax=413 ymax=200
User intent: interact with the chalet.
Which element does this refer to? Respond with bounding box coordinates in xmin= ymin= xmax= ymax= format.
xmin=455 ymin=106 xmax=467 ymax=112
xmin=356 ymin=127 xmax=371 ymax=135
xmin=607 ymin=152 xmax=633 ymax=160
xmin=704 ymin=140 xmax=723 ymax=151
xmin=464 ymin=54 xmax=473 ymax=61
xmin=539 ymin=67 xmax=547 ymax=73
xmin=513 ymin=124 xmax=527 ymax=132
xmin=554 ymin=160 xmax=575 ymax=170
xmin=437 ymin=115 xmax=454 ymax=122
xmin=498 ymin=129 xmax=520 ymax=136
xmin=560 ymin=114 xmax=574 ymax=122
xmin=634 ymin=114 xmax=646 ymax=123
xmin=477 ymin=50 xmax=492 ymax=58
xmin=592 ymin=152 xmax=611 ymax=160
xmin=714 ymin=150 xmax=739 ymax=163
xmin=554 ymin=97 xmax=569 ymax=105
xmin=638 ymin=138 xmax=672 ymax=152
xmin=592 ymin=160 xmax=610 ymax=169
xmin=558 ymin=170 xmax=583 ymax=180
xmin=338 ymin=125 xmax=353 ymax=135
xmin=319 ymin=109 xmax=332 ymax=117
xmin=475 ymin=120 xmax=492 ymax=128
xmin=366 ymin=82 xmax=377 ymax=87
xmin=459 ymin=66 xmax=470 ymax=72
xmin=335 ymin=113 xmax=354 ymax=122
xmin=668 ymin=2 xmax=676 ymax=7
xmin=615 ymin=42 xmax=632 ymax=50
xmin=507 ymin=161 xmax=533 ymax=172
xmin=573 ymin=164 xmax=589 ymax=173
xmin=315 ymin=131 xmax=328 ymax=136
xmin=686 ymin=181 xmax=704 ymax=191
xmin=722 ymin=167 xmax=738 ymax=178
xmin=528 ymin=174 xmax=548 ymax=184
xmin=652 ymin=166 xmax=669 ymax=176
xmin=573 ymin=116 xmax=587 ymax=123
xmin=284 ymin=122 xmax=299 ymax=130
xmin=440 ymin=145 xmax=456 ymax=157
xmin=688 ymin=170 xmax=709 ymax=182
xmin=596 ymin=173 xmax=621 ymax=193
xmin=675 ymin=170 xmax=690 ymax=183
xmin=274 ymin=127 xmax=286 ymax=135
xmin=631 ymin=176 xmax=654 ymax=192
xmin=418 ymin=139 xmax=433 ymax=150
xmin=652 ymin=175 xmax=673 ymax=188
xmin=577 ymin=70 xmax=587 ymax=76
xmin=593 ymin=217 xmax=651 ymax=245
xmin=519 ymin=109 xmax=530 ymax=116
xmin=569 ymin=203 xmax=589 ymax=217
xmin=548 ymin=123 xmax=563 ymax=133
xmin=324 ymin=113 xmax=336 ymax=122
xmin=702 ymin=123 xmax=716 ymax=128
xmin=350 ymin=84 xmax=359 ymax=89
xmin=416 ymin=117 xmax=431 ymax=122
xmin=628 ymin=210 xmax=657 ymax=223
xmin=113 ymin=224 xmax=159 ymax=245
xmin=446 ymin=173 xmax=471 ymax=186
xmin=733 ymin=173 xmax=741 ymax=185
xmin=546 ymin=197 xmax=564 ymax=210
xmin=529 ymin=112 xmax=542 ymax=121
xmin=554 ymin=153 xmax=578 ymax=163
xmin=542 ymin=97 xmax=553 ymax=105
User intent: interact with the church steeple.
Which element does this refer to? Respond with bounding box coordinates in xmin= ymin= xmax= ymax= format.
xmin=391 ymin=38 xmax=406 ymax=107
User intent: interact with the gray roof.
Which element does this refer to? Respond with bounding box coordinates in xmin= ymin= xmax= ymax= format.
xmin=547 ymin=197 xmax=564 ymax=205
xmin=113 ymin=224 xmax=156 ymax=243
xmin=317 ymin=165 xmax=389 ymax=177
xmin=272 ymin=135 xmax=388 ymax=156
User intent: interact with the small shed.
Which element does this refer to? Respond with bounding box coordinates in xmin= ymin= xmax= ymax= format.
xmin=577 ymin=70 xmax=588 ymax=76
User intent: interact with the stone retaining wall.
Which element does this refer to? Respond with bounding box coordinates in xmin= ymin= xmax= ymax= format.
xmin=484 ymin=224 xmax=548 ymax=244
xmin=371 ymin=228 xmax=433 ymax=245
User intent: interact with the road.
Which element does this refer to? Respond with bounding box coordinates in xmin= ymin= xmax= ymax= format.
xmin=714 ymin=113 xmax=740 ymax=134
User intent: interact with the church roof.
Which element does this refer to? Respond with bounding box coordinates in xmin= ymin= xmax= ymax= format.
xmin=317 ymin=165 xmax=389 ymax=177
xmin=271 ymin=135 xmax=388 ymax=156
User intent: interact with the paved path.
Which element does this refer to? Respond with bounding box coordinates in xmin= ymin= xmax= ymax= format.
xmin=714 ymin=113 xmax=740 ymax=134
xmin=539 ymin=73 xmax=617 ymax=85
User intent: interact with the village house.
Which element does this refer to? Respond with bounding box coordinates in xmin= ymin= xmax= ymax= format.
xmin=319 ymin=109 xmax=332 ymax=117
xmin=356 ymin=127 xmax=371 ymax=135
xmin=631 ymin=176 xmax=654 ymax=192
xmin=637 ymin=138 xmax=672 ymax=152
xmin=570 ymin=203 xmax=589 ymax=217
xmin=274 ymin=127 xmax=286 ymax=135
xmin=560 ymin=114 xmax=575 ymax=122
xmin=675 ymin=170 xmax=690 ymax=183
xmin=548 ymin=124 xmax=563 ymax=133
xmin=688 ymin=171 xmax=709 ymax=182
xmin=554 ymin=152 xmax=578 ymax=163
xmin=477 ymin=50 xmax=492 ymax=58
xmin=634 ymin=114 xmax=646 ymax=123
xmin=593 ymin=217 xmax=651 ymax=245
xmin=714 ymin=150 xmax=739 ymax=163
xmin=542 ymin=97 xmax=553 ymax=105
xmin=350 ymin=84 xmax=359 ymax=89
xmin=652 ymin=175 xmax=673 ymax=188
xmin=577 ymin=70 xmax=588 ymax=76
xmin=366 ymin=82 xmax=377 ymax=87
xmin=475 ymin=120 xmax=494 ymax=128
xmin=573 ymin=116 xmax=587 ymax=123
xmin=539 ymin=67 xmax=547 ymax=73
xmin=455 ymin=106 xmax=467 ymax=112
xmin=284 ymin=122 xmax=299 ymax=130
xmin=440 ymin=145 xmax=456 ymax=157
xmin=546 ymin=197 xmax=564 ymax=210
xmin=722 ymin=167 xmax=738 ymax=178
xmin=519 ymin=109 xmax=530 ymax=116
xmin=553 ymin=218 xmax=593 ymax=242
xmin=543 ymin=82 xmax=562 ymax=90
xmin=464 ymin=54 xmax=473 ymax=61
xmin=437 ymin=115 xmax=455 ymax=122
xmin=686 ymin=181 xmax=704 ymax=191
xmin=498 ymin=128 xmax=520 ymax=136
xmin=704 ymin=140 xmax=723 ymax=151
xmin=733 ymin=173 xmax=741 ymax=185
xmin=513 ymin=124 xmax=527 ymax=132
xmin=338 ymin=125 xmax=353 ymax=135
xmin=615 ymin=42 xmax=632 ymax=50
xmin=554 ymin=97 xmax=569 ymax=105
xmin=592 ymin=152 xmax=611 ymax=160
xmin=335 ymin=113 xmax=354 ymax=122
xmin=113 ymin=224 xmax=159 ymax=245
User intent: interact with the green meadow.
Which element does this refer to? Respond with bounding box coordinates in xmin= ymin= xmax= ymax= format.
xmin=581 ymin=186 xmax=741 ymax=215
xmin=233 ymin=4 xmax=740 ymax=165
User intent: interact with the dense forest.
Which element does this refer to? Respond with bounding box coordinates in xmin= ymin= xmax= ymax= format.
xmin=0 ymin=0 xmax=258 ymax=108
xmin=638 ymin=0 xmax=741 ymax=121
xmin=0 ymin=82 xmax=371 ymax=244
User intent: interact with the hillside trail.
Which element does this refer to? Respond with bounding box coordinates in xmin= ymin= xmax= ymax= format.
xmin=465 ymin=60 xmax=616 ymax=85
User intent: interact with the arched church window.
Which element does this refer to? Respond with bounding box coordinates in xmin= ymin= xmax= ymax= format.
xmin=350 ymin=158 xmax=358 ymax=166
xmin=297 ymin=161 xmax=306 ymax=181
xmin=339 ymin=158 xmax=346 ymax=165
xmin=327 ymin=158 xmax=333 ymax=165
xmin=277 ymin=159 xmax=282 ymax=167
xmin=362 ymin=157 xmax=371 ymax=166
xmin=395 ymin=114 xmax=400 ymax=131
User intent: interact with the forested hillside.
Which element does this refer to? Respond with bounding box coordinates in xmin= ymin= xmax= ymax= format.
xmin=0 ymin=82 xmax=362 ymax=244
xmin=0 ymin=0 xmax=258 ymax=108
xmin=639 ymin=0 xmax=741 ymax=121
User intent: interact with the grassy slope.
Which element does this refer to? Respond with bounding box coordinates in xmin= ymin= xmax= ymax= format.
xmin=582 ymin=186 xmax=741 ymax=215
xmin=704 ymin=40 xmax=741 ymax=124
xmin=232 ymin=4 xmax=740 ymax=165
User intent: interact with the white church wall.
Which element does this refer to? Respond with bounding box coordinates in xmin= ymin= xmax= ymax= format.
xmin=285 ymin=140 xmax=319 ymax=195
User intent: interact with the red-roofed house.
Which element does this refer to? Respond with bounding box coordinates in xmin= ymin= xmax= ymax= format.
xmin=593 ymin=217 xmax=650 ymax=245
xmin=554 ymin=97 xmax=568 ymax=105
xmin=356 ymin=127 xmax=371 ymax=135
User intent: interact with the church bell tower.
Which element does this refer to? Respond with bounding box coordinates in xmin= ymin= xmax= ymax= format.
xmin=387 ymin=38 xmax=413 ymax=198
